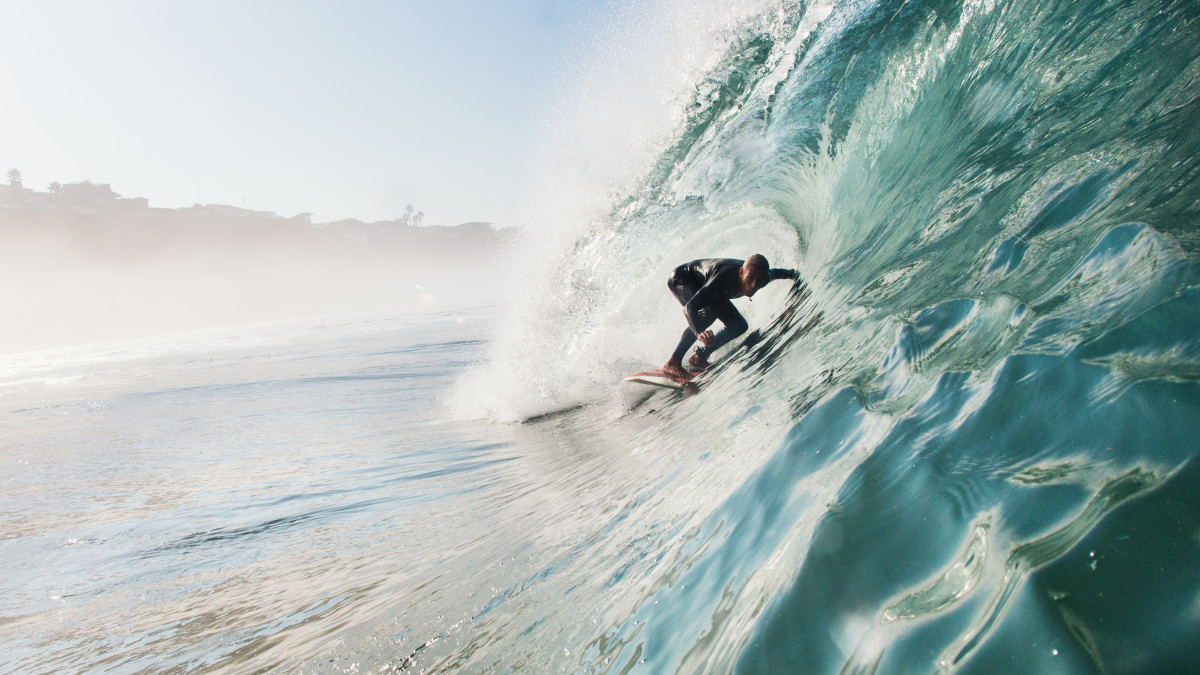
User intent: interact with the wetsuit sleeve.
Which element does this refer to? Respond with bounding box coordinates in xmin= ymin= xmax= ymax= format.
xmin=769 ymin=268 xmax=800 ymax=282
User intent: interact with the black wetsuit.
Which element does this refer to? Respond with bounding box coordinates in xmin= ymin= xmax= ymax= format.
xmin=668 ymin=258 xmax=799 ymax=362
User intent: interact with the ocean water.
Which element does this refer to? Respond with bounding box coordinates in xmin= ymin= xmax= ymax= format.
xmin=5 ymin=0 xmax=1200 ymax=672
xmin=0 ymin=310 xmax=504 ymax=671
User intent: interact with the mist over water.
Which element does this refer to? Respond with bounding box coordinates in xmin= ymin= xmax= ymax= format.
xmin=3 ymin=0 xmax=1199 ymax=672
xmin=0 ymin=204 xmax=510 ymax=354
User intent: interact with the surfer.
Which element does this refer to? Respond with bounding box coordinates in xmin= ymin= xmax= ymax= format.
xmin=662 ymin=255 xmax=799 ymax=379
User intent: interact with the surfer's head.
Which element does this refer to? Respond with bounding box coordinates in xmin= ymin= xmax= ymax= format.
xmin=740 ymin=254 xmax=769 ymax=297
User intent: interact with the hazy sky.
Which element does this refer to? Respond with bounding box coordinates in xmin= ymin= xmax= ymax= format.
xmin=0 ymin=0 xmax=633 ymax=226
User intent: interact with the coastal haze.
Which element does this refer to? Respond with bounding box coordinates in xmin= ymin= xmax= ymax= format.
xmin=0 ymin=179 xmax=512 ymax=354
xmin=0 ymin=1 xmax=614 ymax=355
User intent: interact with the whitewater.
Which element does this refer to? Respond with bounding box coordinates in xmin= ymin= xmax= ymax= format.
xmin=3 ymin=0 xmax=1199 ymax=671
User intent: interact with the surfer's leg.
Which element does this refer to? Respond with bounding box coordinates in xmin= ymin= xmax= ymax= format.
xmin=667 ymin=276 xmax=714 ymax=362
xmin=671 ymin=327 xmax=697 ymax=362
xmin=668 ymin=276 xmax=699 ymax=307
xmin=695 ymin=301 xmax=747 ymax=356
xmin=670 ymin=306 xmax=720 ymax=361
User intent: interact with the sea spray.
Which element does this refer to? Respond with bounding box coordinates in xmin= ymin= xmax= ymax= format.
xmin=451 ymin=0 xmax=803 ymax=421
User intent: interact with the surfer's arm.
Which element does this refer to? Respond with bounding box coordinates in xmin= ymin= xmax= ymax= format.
xmin=769 ymin=268 xmax=800 ymax=282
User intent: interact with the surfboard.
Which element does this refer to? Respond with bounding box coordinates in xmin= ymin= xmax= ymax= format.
xmin=624 ymin=368 xmax=692 ymax=390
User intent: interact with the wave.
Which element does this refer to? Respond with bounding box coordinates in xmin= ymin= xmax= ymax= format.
xmin=454 ymin=0 xmax=1200 ymax=670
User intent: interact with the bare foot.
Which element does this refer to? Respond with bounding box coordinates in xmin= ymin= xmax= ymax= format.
xmin=662 ymin=359 xmax=693 ymax=381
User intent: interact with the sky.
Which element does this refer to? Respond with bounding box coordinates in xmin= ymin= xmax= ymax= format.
xmin=0 ymin=0 xmax=629 ymax=226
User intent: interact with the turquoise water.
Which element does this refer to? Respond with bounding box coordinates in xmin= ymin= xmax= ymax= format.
xmin=460 ymin=0 xmax=1200 ymax=669
xmin=4 ymin=0 xmax=1200 ymax=671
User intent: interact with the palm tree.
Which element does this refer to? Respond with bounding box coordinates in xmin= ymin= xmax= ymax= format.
xmin=48 ymin=181 xmax=62 ymax=204
xmin=7 ymin=168 xmax=22 ymax=188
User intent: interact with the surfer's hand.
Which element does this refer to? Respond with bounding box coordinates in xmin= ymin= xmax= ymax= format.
xmin=698 ymin=330 xmax=715 ymax=347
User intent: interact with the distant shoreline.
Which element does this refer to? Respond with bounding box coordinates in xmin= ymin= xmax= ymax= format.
xmin=0 ymin=177 xmax=500 ymax=232
xmin=0 ymin=179 xmax=516 ymax=354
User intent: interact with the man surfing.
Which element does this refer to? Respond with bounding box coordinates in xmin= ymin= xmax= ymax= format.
xmin=661 ymin=254 xmax=800 ymax=380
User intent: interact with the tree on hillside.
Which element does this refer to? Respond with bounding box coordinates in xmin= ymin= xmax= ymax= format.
xmin=401 ymin=204 xmax=415 ymax=227
xmin=412 ymin=210 xmax=424 ymax=227
xmin=7 ymin=168 xmax=22 ymax=189
xmin=48 ymin=181 xmax=62 ymax=204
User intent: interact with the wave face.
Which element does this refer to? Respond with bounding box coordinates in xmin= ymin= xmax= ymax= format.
xmin=459 ymin=0 xmax=1200 ymax=671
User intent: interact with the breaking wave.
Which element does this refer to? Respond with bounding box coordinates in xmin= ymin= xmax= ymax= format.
xmin=453 ymin=0 xmax=1200 ymax=670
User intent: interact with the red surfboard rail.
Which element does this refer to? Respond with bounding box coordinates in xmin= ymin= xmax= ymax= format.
xmin=624 ymin=368 xmax=693 ymax=389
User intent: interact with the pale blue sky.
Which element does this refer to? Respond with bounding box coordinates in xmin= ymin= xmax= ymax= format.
xmin=0 ymin=0 xmax=632 ymax=226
